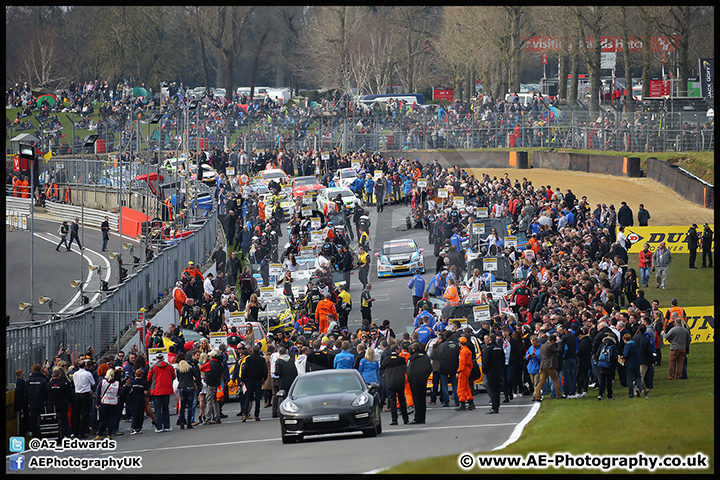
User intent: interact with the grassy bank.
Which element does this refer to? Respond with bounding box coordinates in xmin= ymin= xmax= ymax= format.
xmin=385 ymin=342 xmax=714 ymax=474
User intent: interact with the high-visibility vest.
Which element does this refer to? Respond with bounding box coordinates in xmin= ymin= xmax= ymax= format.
xmin=443 ymin=285 xmax=460 ymax=306
xmin=165 ymin=197 xmax=173 ymax=221
xmin=665 ymin=305 xmax=686 ymax=327
xmin=21 ymin=180 xmax=30 ymax=198
xmin=65 ymin=186 xmax=71 ymax=203
xmin=13 ymin=178 xmax=21 ymax=197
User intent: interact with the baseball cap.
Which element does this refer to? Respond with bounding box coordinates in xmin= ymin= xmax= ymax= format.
xmin=692 ymin=223 xmax=698 ymax=228
xmin=459 ymin=336 xmax=467 ymax=343
xmin=188 ymin=261 xmax=194 ymax=265
xmin=155 ymin=352 xmax=164 ymax=360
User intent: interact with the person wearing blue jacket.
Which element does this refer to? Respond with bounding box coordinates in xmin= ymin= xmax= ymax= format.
xmin=450 ymin=231 xmax=466 ymax=254
xmin=622 ymin=333 xmax=642 ymax=399
xmin=414 ymin=318 xmax=436 ymax=347
xmin=402 ymin=177 xmax=414 ymax=206
xmin=333 ymin=341 xmax=356 ymax=369
xmin=413 ymin=305 xmax=435 ymax=329
xmin=364 ymin=176 xmax=375 ymax=206
xmin=427 ymin=270 xmax=447 ymax=297
xmin=358 ymin=349 xmax=380 ymax=385
xmin=408 ymin=270 xmax=425 ymax=314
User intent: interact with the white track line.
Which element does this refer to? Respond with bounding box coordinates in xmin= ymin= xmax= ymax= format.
xmin=32 ymin=232 xmax=112 ymax=312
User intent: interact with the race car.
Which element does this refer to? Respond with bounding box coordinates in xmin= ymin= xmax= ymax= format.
xmin=332 ymin=167 xmax=360 ymax=189
xmin=375 ymin=239 xmax=425 ymax=277
xmin=291 ymin=176 xmax=325 ymax=199
xmin=256 ymin=294 xmax=296 ymax=337
xmin=316 ymin=186 xmax=362 ymax=214
xmin=259 ymin=168 xmax=289 ymax=186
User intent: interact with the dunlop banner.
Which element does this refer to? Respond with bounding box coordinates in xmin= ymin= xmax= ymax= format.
xmin=622 ymin=225 xmax=714 ymax=253
xmin=658 ymin=306 xmax=715 ymax=344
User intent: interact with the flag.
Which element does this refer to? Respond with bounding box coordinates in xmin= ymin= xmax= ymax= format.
xmin=43 ymin=150 xmax=52 ymax=161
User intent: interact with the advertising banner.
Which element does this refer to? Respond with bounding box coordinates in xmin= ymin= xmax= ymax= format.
xmin=623 ymin=225 xmax=714 ymax=253
xmin=699 ymin=58 xmax=714 ymax=99
xmin=658 ymin=306 xmax=714 ymax=344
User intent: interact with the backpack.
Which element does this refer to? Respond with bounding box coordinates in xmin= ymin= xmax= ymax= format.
xmin=597 ymin=344 xmax=612 ymax=368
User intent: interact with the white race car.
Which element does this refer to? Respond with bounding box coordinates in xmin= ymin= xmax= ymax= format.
xmin=316 ymin=186 xmax=362 ymax=214
xmin=375 ymin=239 xmax=425 ymax=277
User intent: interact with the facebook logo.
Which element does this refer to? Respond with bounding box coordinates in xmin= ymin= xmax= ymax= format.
xmin=9 ymin=436 xmax=25 ymax=452
xmin=9 ymin=454 xmax=25 ymax=470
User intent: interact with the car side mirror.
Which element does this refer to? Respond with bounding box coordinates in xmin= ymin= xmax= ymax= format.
xmin=419 ymin=248 xmax=424 ymax=253
xmin=368 ymin=383 xmax=379 ymax=394
xmin=374 ymin=252 xmax=380 ymax=257
xmin=276 ymin=389 xmax=285 ymax=399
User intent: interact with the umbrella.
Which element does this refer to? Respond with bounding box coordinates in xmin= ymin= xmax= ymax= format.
xmin=36 ymin=94 xmax=57 ymax=107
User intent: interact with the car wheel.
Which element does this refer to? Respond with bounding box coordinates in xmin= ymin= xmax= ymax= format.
xmin=362 ymin=422 xmax=378 ymax=437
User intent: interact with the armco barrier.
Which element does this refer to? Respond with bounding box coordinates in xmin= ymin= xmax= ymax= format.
xmin=646 ymin=157 xmax=714 ymax=209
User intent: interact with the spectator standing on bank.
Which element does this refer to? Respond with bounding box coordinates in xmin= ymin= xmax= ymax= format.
xmin=701 ymin=223 xmax=713 ymax=268
xmin=637 ymin=204 xmax=651 ymax=226
xmin=652 ymin=241 xmax=672 ymax=289
xmin=661 ymin=315 xmax=692 ymax=381
xmin=686 ymin=224 xmax=699 ymax=269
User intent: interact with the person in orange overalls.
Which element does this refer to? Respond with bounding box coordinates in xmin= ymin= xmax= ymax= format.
xmin=12 ymin=175 xmax=21 ymax=197
xmin=455 ymin=336 xmax=475 ymax=410
xmin=315 ymin=293 xmax=337 ymax=335
xmin=21 ymin=176 xmax=30 ymax=198
xmin=398 ymin=343 xmax=414 ymax=410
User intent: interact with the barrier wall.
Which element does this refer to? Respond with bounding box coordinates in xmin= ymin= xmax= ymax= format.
xmin=381 ymin=150 xmax=519 ymax=170
xmin=646 ymin=157 xmax=714 ymax=209
xmin=381 ymin=149 xmax=711 ymax=209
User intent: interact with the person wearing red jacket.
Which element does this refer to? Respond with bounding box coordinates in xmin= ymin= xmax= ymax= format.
xmin=147 ymin=352 xmax=176 ymax=432
xmin=455 ymin=336 xmax=475 ymax=411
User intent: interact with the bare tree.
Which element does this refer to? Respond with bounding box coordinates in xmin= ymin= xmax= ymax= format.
xmin=573 ymin=6 xmax=611 ymax=115
xmin=650 ymin=6 xmax=713 ymax=97
xmin=199 ymin=6 xmax=255 ymax=98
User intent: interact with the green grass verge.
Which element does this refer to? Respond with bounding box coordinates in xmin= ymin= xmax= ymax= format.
xmin=625 ymin=253 xmax=714 ymax=308
xmin=385 ymin=342 xmax=714 ymax=474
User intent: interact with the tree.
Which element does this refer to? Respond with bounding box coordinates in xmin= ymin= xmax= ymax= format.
xmin=572 ymin=6 xmax=610 ymax=115
xmin=197 ymin=6 xmax=255 ymax=98
xmin=651 ymin=6 xmax=713 ymax=97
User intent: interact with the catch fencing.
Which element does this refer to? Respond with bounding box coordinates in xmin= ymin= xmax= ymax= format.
xmin=5 ymin=184 xmax=219 ymax=381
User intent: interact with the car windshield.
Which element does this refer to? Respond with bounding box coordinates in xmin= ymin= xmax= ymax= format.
xmin=291 ymin=373 xmax=364 ymax=397
xmin=264 ymin=172 xmax=286 ymax=181
xmin=330 ymin=188 xmax=353 ymax=198
xmin=294 ymin=176 xmax=318 ymax=186
xmin=264 ymin=296 xmax=287 ymax=312
xmin=340 ymin=169 xmax=357 ymax=179
xmin=383 ymin=242 xmax=417 ymax=255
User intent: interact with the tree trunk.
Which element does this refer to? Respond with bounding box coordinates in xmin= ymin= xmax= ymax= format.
xmin=569 ymin=53 xmax=579 ymax=104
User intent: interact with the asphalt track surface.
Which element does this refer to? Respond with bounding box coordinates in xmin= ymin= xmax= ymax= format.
xmin=5 ymin=215 xmax=141 ymax=324
xmin=5 ymin=201 xmax=538 ymax=474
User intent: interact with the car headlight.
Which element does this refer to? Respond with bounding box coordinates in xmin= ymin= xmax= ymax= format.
xmin=281 ymin=400 xmax=300 ymax=414
xmin=352 ymin=393 xmax=371 ymax=407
